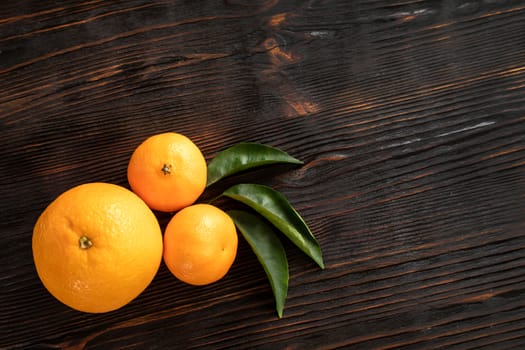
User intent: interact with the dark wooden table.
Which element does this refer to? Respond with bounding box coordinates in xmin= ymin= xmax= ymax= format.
xmin=2 ymin=1 xmax=525 ymax=349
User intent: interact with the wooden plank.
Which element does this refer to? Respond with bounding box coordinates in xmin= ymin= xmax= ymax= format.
xmin=1 ymin=0 xmax=524 ymax=348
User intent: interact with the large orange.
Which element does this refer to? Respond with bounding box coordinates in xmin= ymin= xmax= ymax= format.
xmin=32 ymin=183 xmax=163 ymax=313
xmin=127 ymin=132 xmax=207 ymax=212
xmin=163 ymin=204 xmax=238 ymax=286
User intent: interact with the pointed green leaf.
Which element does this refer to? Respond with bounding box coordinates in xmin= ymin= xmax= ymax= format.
xmin=223 ymin=184 xmax=324 ymax=269
xmin=206 ymin=143 xmax=303 ymax=187
xmin=228 ymin=210 xmax=288 ymax=318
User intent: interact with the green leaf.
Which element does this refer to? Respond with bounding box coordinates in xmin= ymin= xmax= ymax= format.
xmin=228 ymin=210 xmax=289 ymax=318
xmin=223 ymin=184 xmax=324 ymax=269
xmin=206 ymin=143 xmax=303 ymax=187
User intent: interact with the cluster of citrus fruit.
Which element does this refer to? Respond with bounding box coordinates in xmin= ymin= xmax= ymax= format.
xmin=32 ymin=132 xmax=323 ymax=317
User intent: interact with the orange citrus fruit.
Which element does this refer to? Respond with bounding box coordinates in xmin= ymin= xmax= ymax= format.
xmin=32 ymin=183 xmax=163 ymax=313
xmin=127 ymin=132 xmax=207 ymax=212
xmin=163 ymin=204 xmax=238 ymax=286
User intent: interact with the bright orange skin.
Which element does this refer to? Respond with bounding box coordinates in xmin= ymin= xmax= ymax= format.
xmin=127 ymin=132 xmax=207 ymax=212
xmin=163 ymin=204 xmax=238 ymax=286
xmin=32 ymin=183 xmax=163 ymax=313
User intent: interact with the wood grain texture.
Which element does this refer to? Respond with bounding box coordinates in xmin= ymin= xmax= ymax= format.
xmin=1 ymin=0 xmax=525 ymax=348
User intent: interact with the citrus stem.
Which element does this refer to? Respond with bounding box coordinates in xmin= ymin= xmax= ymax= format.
xmin=161 ymin=163 xmax=172 ymax=175
xmin=79 ymin=236 xmax=93 ymax=249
